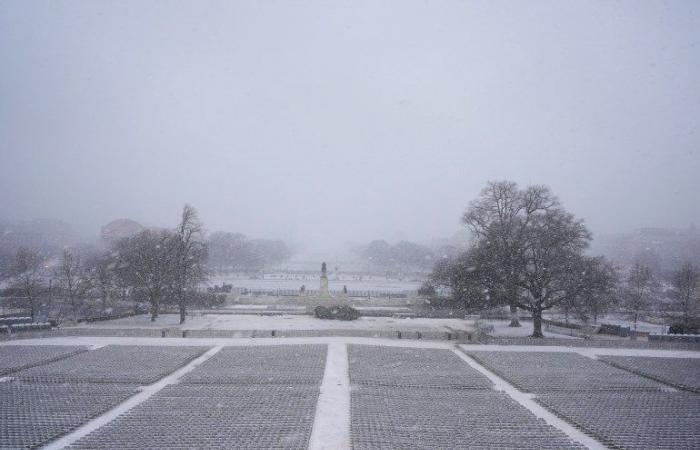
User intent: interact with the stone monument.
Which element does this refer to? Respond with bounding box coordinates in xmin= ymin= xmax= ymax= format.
xmin=319 ymin=262 xmax=331 ymax=298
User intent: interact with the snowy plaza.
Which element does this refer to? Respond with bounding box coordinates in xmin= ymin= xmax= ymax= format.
xmin=2 ymin=1 xmax=700 ymax=449
xmin=1 ymin=327 xmax=699 ymax=449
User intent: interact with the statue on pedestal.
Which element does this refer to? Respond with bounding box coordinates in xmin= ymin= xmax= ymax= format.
xmin=319 ymin=262 xmax=331 ymax=298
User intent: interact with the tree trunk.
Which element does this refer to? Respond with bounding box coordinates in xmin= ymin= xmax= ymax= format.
xmin=150 ymin=297 xmax=159 ymax=322
xmin=179 ymin=303 xmax=186 ymax=324
xmin=71 ymin=296 xmax=78 ymax=322
xmin=29 ymin=296 xmax=36 ymax=321
xmin=48 ymin=280 xmax=53 ymax=311
xmin=531 ymin=309 xmax=544 ymax=338
xmin=508 ymin=305 xmax=521 ymax=327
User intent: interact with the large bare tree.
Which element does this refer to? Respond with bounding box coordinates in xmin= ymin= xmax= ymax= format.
xmin=462 ymin=181 xmax=557 ymax=329
xmin=462 ymin=181 xmax=611 ymax=337
xmin=172 ymin=204 xmax=207 ymax=324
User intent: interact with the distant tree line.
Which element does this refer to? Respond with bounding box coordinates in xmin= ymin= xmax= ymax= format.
xmin=206 ymin=232 xmax=292 ymax=274
xmin=1 ymin=208 xmax=296 ymax=324
xmin=2 ymin=205 xmax=208 ymax=324
xmin=596 ymin=226 xmax=700 ymax=275
xmin=357 ymin=240 xmax=459 ymax=274
xmin=0 ymin=218 xmax=81 ymax=282
xmin=424 ymin=181 xmax=700 ymax=337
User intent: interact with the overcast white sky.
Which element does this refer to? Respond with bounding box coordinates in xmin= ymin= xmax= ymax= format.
xmin=1 ymin=0 xmax=698 ymax=250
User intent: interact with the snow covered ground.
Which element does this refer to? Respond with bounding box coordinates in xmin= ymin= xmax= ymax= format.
xmin=70 ymin=313 xmax=474 ymax=332
xmin=480 ymin=320 xmax=580 ymax=339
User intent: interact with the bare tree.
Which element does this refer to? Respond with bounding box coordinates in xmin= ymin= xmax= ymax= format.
xmin=87 ymin=252 xmax=115 ymax=309
xmin=462 ymin=182 xmax=555 ymax=329
xmin=430 ymin=252 xmax=491 ymax=311
xmin=621 ymin=263 xmax=658 ymax=336
xmin=463 ymin=182 xmax=519 ymax=325
xmin=60 ymin=248 xmax=90 ymax=321
xmin=671 ymin=262 xmax=699 ymax=330
xmin=495 ymin=212 xmax=592 ymax=337
xmin=172 ymin=204 xmax=207 ymax=324
xmin=113 ymin=229 xmax=173 ymax=321
xmin=12 ymin=247 xmax=43 ymax=320
xmin=460 ymin=181 xmax=611 ymax=337
xmin=571 ymin=257 xmax=618 ymax=324
xmin=112 ymin=255 xmax=136 ymax=312
xmin=463 ymin=182 xmax=561 ymax=327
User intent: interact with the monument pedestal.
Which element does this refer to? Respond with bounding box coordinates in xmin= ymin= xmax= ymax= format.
xmin=319 ymin=276 xmax=331 ymax=298
xmin=319 ymin=262 xmax=331 ymax=299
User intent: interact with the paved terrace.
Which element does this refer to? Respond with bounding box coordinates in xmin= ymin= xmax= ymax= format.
xmin=0 ymin=336 xmax=698 ymax=449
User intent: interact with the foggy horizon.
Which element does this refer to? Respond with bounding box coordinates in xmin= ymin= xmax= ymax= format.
xmin=1 ymin=1 xmax=699 ymax=252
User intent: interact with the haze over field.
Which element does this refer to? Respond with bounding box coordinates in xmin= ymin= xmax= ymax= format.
xmin=1 ymin=1 xmax=699 ymax=251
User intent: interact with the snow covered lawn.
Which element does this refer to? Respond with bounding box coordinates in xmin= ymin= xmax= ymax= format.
xmin=207 ymin=275 xmax=422 ymax=292
xmin=71 ymin=313 xmax=475 ymax=332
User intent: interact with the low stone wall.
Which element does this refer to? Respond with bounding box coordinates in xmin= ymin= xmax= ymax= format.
xmin=0 ymin=316 xmax=33 ymax=326
xmin=0 ymin=327 xmax=163 ymax=340
xmin=598 ymin=323 xmax=632 ymax=337
xmin=0 ymin=322 xmax=51 ymax=335
xmin=77 ymin=310 xmax=146 ymax=323
xmin=177 ymin=328 xmax=474 ymax=341
xmin=0 ymin=326 xmax=475 ymax=342
xmin=544 ymin=323 xmax=598 ymax=338
xmin=649 ymin=334 xmax=700 ymax=344
xmin=53 ymin=328 xmax=164 ymax=337
xmin=477 ymin=335 xmax=700 ymax=350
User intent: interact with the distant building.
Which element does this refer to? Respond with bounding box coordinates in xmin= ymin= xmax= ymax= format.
xmin=101 ymin=219 xmax=144 ymax=243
